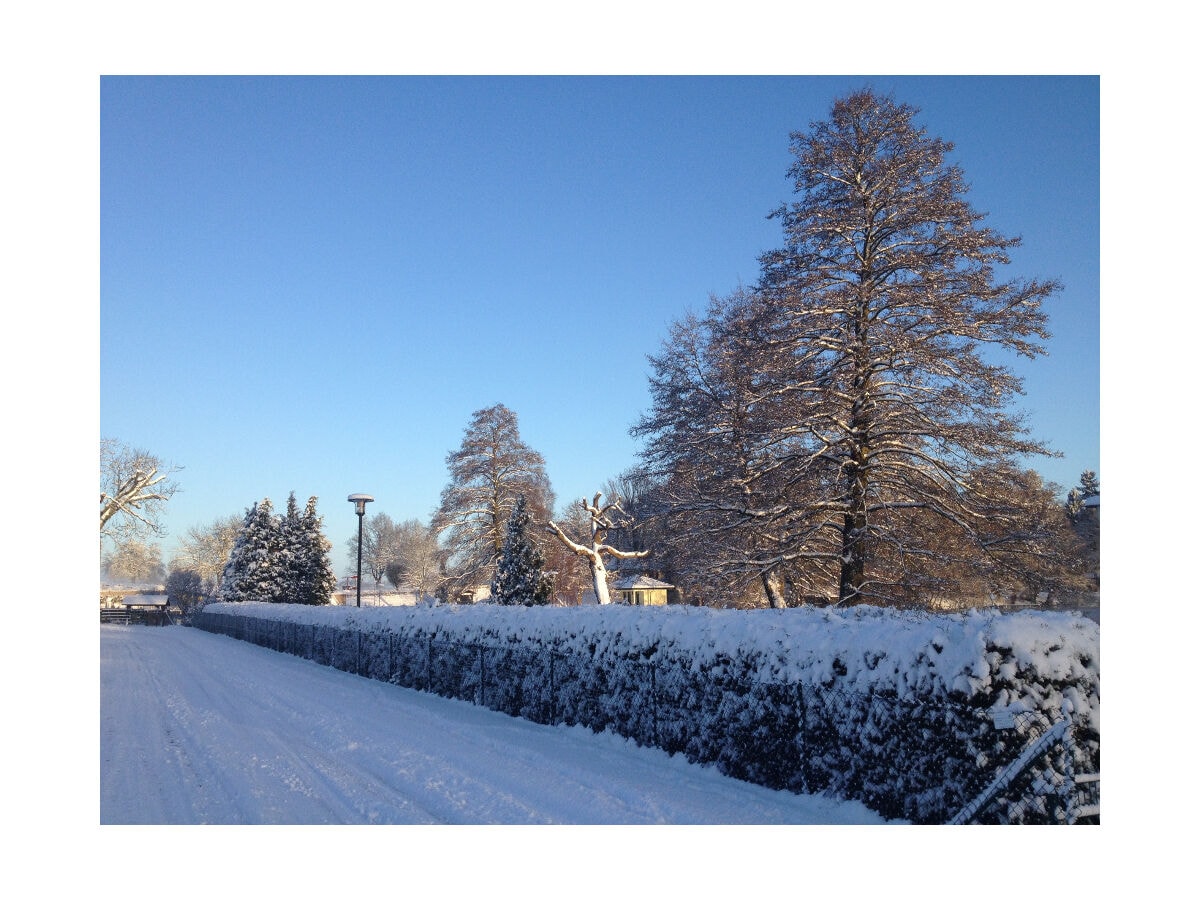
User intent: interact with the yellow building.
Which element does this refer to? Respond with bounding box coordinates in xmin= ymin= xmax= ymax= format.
xmin=612 ymin=575 xmax=673 ymax=606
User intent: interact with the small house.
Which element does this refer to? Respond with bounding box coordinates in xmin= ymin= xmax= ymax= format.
xmin=612 ymin=575 xmax=673 ymax=606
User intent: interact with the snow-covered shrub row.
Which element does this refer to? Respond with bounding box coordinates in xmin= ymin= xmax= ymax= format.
xmin=194 ymin=601 xmax=1099 ymax=823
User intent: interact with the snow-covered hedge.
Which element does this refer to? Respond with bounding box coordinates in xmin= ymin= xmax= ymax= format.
xmin=194 ymin=602 xmax=1099 ymax=823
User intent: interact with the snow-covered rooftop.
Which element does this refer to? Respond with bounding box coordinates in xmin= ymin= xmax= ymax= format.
xmin=612 ymin=575 xmax=674 ymax=590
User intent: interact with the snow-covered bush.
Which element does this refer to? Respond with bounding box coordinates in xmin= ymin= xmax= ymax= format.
xmin=193 ymin=602 xmax=1098 ymax=823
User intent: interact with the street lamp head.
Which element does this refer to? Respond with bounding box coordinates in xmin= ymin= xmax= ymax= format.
xmin=347 ymin=493 xmax=374 ymax=516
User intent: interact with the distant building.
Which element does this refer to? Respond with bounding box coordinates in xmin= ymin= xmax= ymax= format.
xmin=612 ymin=575 xmax=674 ymax=606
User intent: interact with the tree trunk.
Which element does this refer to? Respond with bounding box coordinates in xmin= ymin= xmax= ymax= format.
xmin=591 ymin=557 xmax=611 ymax=605
xmin=760 ymin=569 xmax=787 ymax=609
xmin=838 ymin=445 xmax=870 ymax=604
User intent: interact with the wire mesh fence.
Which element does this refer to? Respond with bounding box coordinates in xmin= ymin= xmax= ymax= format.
xmin=193 ymin=610 xmax=1098 ymax=824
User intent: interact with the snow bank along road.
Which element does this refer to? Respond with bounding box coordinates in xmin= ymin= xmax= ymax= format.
xmin=100 ymin=624 xmax=888 ymax=825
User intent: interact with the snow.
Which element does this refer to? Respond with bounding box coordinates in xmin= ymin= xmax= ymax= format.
xmin=201 ymin=600 xmax=1098 ymax=727
xmin=100 ymin=623 xmax=890 ymax=825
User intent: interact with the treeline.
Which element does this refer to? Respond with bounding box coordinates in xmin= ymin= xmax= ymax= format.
xmin=162 ymin=88 xmax=1095 ymax=612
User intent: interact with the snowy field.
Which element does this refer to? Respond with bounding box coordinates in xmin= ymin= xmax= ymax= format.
xmin=100 ymin=623 xmax=890 ymax=825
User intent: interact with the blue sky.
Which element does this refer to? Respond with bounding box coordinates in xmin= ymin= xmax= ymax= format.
xmin=100 ymin=75 xmax=1099 ymax=570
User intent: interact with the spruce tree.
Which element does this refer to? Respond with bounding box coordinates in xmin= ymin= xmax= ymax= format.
xmin=1065 ymin=471 xmax=1100 ymax=522
xmin=278 ymin=492 xmax=303 ymax=603
xmin=1078 ymin=470 xmax=1100 ymax=499
xmin=217 ymin=498 xmax=285 ymax=603
xmin=1065 ymin=488 xmax=1084 ymax=522
xmin=491 ymin=495 xmax=553 ymax=605
xmin=297 ymin=496 xmax=336 ymax=605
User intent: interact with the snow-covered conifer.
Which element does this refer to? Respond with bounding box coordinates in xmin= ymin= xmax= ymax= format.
xmin=218 ymin=498 xmax=286 ymax=603
xmin=1065 ymin=487 xmax=1084 ymax=522
xmin=1078 ymin=470 xmax=1100 ymax=500
xmin=491 ymin=495 xmax=553 ymax=605
xmin=296 ymin=496 xmax=336 ymax=605
xmin=277 ymin=492 xmax=303 ymax=603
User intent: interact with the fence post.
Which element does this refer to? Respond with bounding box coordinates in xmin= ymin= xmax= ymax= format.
xmin=797 ymin=681 xmax=809 ymax=793
xmin=651 ymin=663 xmax=659 ymax=747
xmin=549 ymin=653 xmax=556 ymax=724
xmin=478 ymin=644 xmax=486 ymax=707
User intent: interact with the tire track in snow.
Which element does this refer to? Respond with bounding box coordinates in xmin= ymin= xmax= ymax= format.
xmin=101 ymin=625 xmax=887 ymax=825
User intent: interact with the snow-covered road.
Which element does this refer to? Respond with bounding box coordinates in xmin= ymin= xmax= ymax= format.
xmin=100 ymin=624 xmax=887 ymax=825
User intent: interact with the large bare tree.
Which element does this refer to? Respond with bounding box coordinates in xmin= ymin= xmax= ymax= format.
xmin=345 ymin=512 xmax=401 ymax=594
xmin=172 ymin=514 xmax=243 ymax=590
xmin=385 ymin=519 xmax=445 ymax=602
xmin=753 ymin=88 xmax=1061 ymax=604
xmin=100 ymin=439 xmax=181 ymax=545
xmin=102 ymin=539 xmax=165 ymax=585
xmin=635 ymin=289 xmax=837 ymax=608
xmin=433 ymin=404 xmax=555 ymax=598
xmin=638 ymin=90 xmax=1067 ymax=608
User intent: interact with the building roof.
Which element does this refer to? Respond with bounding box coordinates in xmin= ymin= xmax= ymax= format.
xmin=1083 ymin=495 xmax=1100 ymax=507
xmin=612 ymin=575 xmax=674 ymax=590
xmin=120 ymin=594 xmax=168 ymax=607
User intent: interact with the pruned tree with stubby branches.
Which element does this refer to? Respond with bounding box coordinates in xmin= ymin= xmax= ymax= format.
xmin=547 ymin=493 xmax=650 ymax=605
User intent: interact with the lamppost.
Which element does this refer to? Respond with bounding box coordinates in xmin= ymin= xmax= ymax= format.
xmin=347 ymin=493 xmax=373 ymax=608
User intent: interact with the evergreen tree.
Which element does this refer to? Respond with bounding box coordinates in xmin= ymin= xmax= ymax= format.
xmin=218 ymin=498 xmax=286 ymax=603
xmin=277 ymin=492 xmax=303 ymax=603
xmin=296 ymin=496 xmax=336 ymax=605
xmin=216 ymin=494 xmax=335 ymax=605
xmin=1065 ymin=471 xmax=1099 ymax=523
xmin=1078 ymin=470 xmax=1100 ymax=499
xmin=491 ymin=495 xmax=553 ymax=605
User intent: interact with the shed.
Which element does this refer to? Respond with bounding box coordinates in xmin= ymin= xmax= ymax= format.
xmin=120 ymin=594 xmax=170 ymax=625
xmin=612 ymin=575 xmax=673 ymax=606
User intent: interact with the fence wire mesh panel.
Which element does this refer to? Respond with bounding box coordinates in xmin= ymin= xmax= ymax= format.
xmin=950 ymin=709 xmax=1100 ymax=824
xmin=191 ymin=611 xmax=1097 ymax=823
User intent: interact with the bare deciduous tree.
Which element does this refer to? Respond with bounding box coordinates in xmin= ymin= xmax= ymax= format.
xmin=100 ymin=439 xmax=181 ymax=544
xmin=636 ymin=290 xmax=836 ymax=608
xmin=102 ymin=539 xmax=165 ymax=585
xmin=386 ymin=519 xmax=445 ymax=602
xmin=756 ymin=89 xmax=1061 ymax=605
xmin=346 ymin=512 xmax=401 ymax=594
xmin=637 ymin=89 xmax=1069 ymax=608
xmin=434 ymin=404 xmax=555 ymax=598
xmin=172 ymin=514 xmax=242 ymax=590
